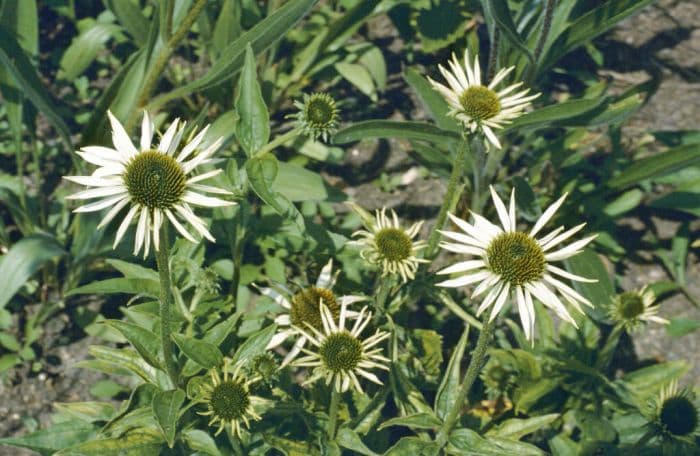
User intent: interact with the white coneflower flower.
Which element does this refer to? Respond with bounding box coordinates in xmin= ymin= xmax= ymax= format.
xmin=436 ymin=186 xmax=597 ymax=341
xmin=196 ymin=358 xmax=267 ymax=437
xmin=289 ymin=92 xmax=340 ymax=142
xmin=255 ymin=259 xmax=365 ymax=367
xmin=293 ymin=302 xmax=390 ymax=393
xmin=64 ymin=111 xmax=234 ymax=257
xmin=349 ymin=206 xmax=429 ymax=283
xmin=428 ymin=50 xmax=539 ymax=149
xmin=644 ymin=380 xmax=700 ymax=448
xmin=608 ymin=286 xmax=669 ymax=331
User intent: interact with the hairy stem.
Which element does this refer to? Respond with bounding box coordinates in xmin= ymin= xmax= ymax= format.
xmin=256 ymin=128 xmax=301 ymax=157
xmin=435 ymin=318 xmax=496 ymax=448
xmin=486 ymin=28 xmax=501 ymax=82
xmin=425 ymin=139 xmax=470 ymax=259
xmin=327 ymin=388 xmax=341 ymax=439
xmin=530 ymin=0 xmax=556 ymax=81
xmin=155 ymin=222 xmax=179 ymax=386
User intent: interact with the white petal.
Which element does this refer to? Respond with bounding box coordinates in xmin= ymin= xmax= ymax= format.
xmin=490 ymin=186 xmax=512 ymax=232
xmin=543 ymin=274 xmax=593 ymax=309
xmin=164 ymin=208 xmax=197 ymax=243
xmin=471 ymin=272 xmax=501 ymax=298
xmin=188 ymin=184 xmax=231 ymax=196
xmin=316 ymin=259 xmax=334 ymax=289
xmin=64 ymin=175 xmax=123 ymax=187
xmin=187 ymin=169 xmax=222 ymax=184
xmin=134 ymin=207 xmax=149 ymax=255
xmin=158 ymin=119 xmax=180 ymax=154
xmin=177 ymin=125 xmax=210 ymax=162
xmin=546 ymin=264 xmax=597 ymax=283
xmin=446 ymin=212 xmax=490 ymax=245
xmin=66 ymin=186 xmax=127 ymax=200
xmin=107 ymin=111 xmax=137 ymax=158
xmin=97 ymin=197 xmax=130 ymax=228
xmin=76 ymin=150 xmax=124 ymax=168
xmin=182 ymin=138 xmax=223 ymax=174
xmin=73 ymin=194 xmax=128 ymax=213
xmin=174 ymin=204 xmax=214 ymax=242
xmin=439 ymin=242 xmax=485 ymax=256
xmin=489 ymin=284 xmax=511 ymax=321
xmin=182 ymin=191 xmax=233 ymax=207
xmin=153 ymin=209 xmax=162 ymax=251
xmin=140 ymin=111 xmax=154 ymax=151
xmin=544 ymin=235 xmax=597 ymax=261
xmin=439 ymin=229 xmax=484 ymax=248
xmin=525 ymin=281 xmax=576 ymax=326
xmin=113 ymin=205 xmax=139 ymax=248
xmin=515 ymin=286 xmax=532 ymax=341
xmin=488 ymin=66 xmax=514 ymax=89
xmin=436 ymin=260 xmax=485 ymax=275
xmin=80 ymin=145 xmax=128 ymax=164
xmin=476 ymin=281 xmax=505 ymax=316
xmin=482 ymin=125 xmax=502 ymax=150
xmin=530 ymin=193 xmax=567 ymax=237
xmin=508 ymin=188 xmax=516 ymax=232
xmin=281 ymin=337 xmax=306 ymax=368
xmin=436 ymin=270 xmax=491 ymax=288
xmin=540 ymin=223 xmax=586 ymax=251
xmin=266 ymin=330 xmax=290 ymax=349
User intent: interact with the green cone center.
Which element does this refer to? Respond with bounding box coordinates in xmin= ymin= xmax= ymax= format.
xmin=618 ymin=292 xmax=645 ymax=319
xmin=375 ymin=227 xmax=413 ymax=262
xmin=210 ymin=380 xmax=249 ymax=421
xmin=124 ymin=150 xmax=186 ymax=209
xmin=486 ymin=232 xmax=545 ymax=286
xmin=290 ymin=287 xmax=339 ymax=331
xmin=660 ymin=396 xmax=698 ymax=436
xmin=459 ymin=86 xmax=501 ymax=121
xmin=306 ymin=96 xmax=336 ymax=127
xmin=319 ymin=331 xmax=363 ymax=373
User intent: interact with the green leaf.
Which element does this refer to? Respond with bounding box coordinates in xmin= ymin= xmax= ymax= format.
xmin=89 ymin=346 xmax=159 ymax=383
xmin=448 ymin=428 xmax=546 ymax=455
xmin=0 ymin=24 xmax=72 ymax=149
xmin=378 ymin=412 xmax=442 ymax=431
xmin=0 ymin=422 xmax=97 ymax=455
xmin=506 ymin=98 xmax=604 ymax=131
xmin=666 ymin=318 xmax=700 ymax=337
xmin=540 ymin=0 xmax=655 ymax=74
xmin=272 ymin=162 xmax=343 ymax=202
xmin=246 ymin=154 xmax=306 ymax=232
xmin=650 ymin=191 xmax=700 ymax=217
xmin=573 ymin=410 xmax=616 ymax=443
xmin=603 ymin=188 xmax=644 ymax=216
xmin=104 ymin=320 xmax=161 ymax=369
xmin=58 ymin=21 xmax=120 ymax=80
xmin=56 ymin=429 xmax=163 ymax=455
xmin=334 ymin=120 xmax=459 ymax=147
xmin=172 ymin=333 xmax=223 ymax=369
xmin=383 ymin=437 xmax=438 ymax=455
xmin=53 ymin=402 xmax=117 ymax=423
xmin=404 ymin=67 xmax=460 ymax=132
xmin=66 ymin=278 xmax=160 ymax=298
xmin=152 ymin=389 xmax=186 ymax=448
xmin=608 ymin=144 xmax=700 ymax=189
xmin=150 ymin=0 xmax=319 ymax=109
xmin=235 ymin=44 xmax=269 ymax=156
xmin=482 ymin=0 xmax=534 ymax=65
xmin=435 ymin=325 xmax=469 ymax=420
xmin=565 ymin=249 xmax=614 ymax=315
xmin=105 ymin=259 xmax=159 ymax=280
xmin=621 ymin=360 xmax=689 ymax=403
xmin=336 ymin=428 xmax=379 ymax=456
xmin=0 ymin=234 xmax=64 ymax=310
xmin=335 ymin=61 xmax=376 ymax=101
xmin=486 ymin=414 xmax=559 ymax=440
xmin=231 ymin=324 xmax=277 ymax=367
xmin=103 ymin=0 xmax=149 ymax=43
xmin=182 ymin=429 xmax=222 ymax=456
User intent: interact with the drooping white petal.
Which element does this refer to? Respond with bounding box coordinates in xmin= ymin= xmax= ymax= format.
xmin=489 ymin=284 xmax=511 ymax=321
xmin=182 ymin=191 xmax=233 ymax=207
xmin=97 ymin=197 xmax=130 ymax=228
xmin=164 ymin=208 xmax=197 ymax=243
xmin=546 ymin=264 xmax=597 ymax=283
xmin=134 ymin=207 xmax=149 ymax=255
xmin=113 ymin=205 xmax=139 ymax=248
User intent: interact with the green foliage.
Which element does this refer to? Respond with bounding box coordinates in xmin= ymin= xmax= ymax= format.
xmin=0 ymin=0 xmax=697 ymax=455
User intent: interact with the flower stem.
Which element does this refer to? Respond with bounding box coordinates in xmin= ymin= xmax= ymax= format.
xmin=125 ymin=0 xmax=208 ymax=132
xmin=155 ymin=222 xmax=179 ymax=386
xmin=596 ymin=324 xmax=624 ymax=371
xmin=435 ymin=318 xmax=496 ymax=448
xmin=528 ymin=0 xmax=556 ymax=82
xmin=471 ymin=141 xmax=484 ymax=212
xmin=327 ymin=388 xmax=341 ymax=439
xmin=425 ymin=138 xmax=470 ymax=259
xmin=256 ymin=128 xmax=301 ymax=157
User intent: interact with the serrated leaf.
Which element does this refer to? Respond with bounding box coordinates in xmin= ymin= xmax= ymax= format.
xmin=152 ymin=389 xmax=185 ymax=448
xmin=172 ymin=333 xmax=223 ymax=369
xmin=104 ymin=320 xmax=161 ymax=369
xmin=0 ymin=234 xmax=64 ymax=310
